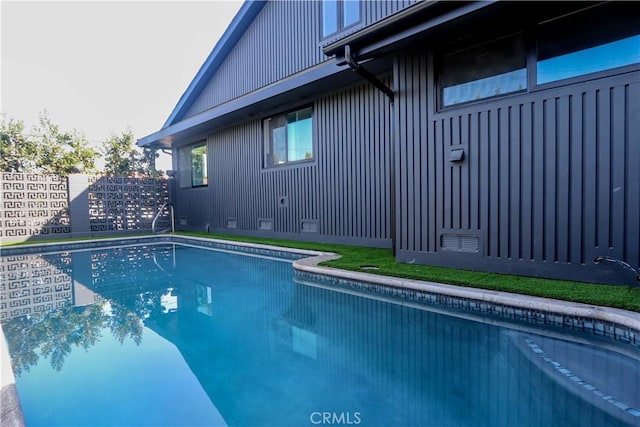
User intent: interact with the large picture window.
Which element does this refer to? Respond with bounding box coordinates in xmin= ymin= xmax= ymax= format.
xmin=264 ymin=107 xmax=313 ymax=168
xmin=322 ymin=0 xmax=360 ymax=38
xmin=178 ymin=142 xmax=208 ymax=188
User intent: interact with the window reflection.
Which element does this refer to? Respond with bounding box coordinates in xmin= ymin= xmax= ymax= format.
xmin=440 ymin=34 xmax=526 ymax=107
xmin=538 ymin=35 xmax=640 ymax=85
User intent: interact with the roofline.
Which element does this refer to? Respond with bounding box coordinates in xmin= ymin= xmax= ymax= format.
xmin=136 ymin=57 xmax=393 ymax=149
xmin=161 ymin=0 xmax=267 ymax=128
xmin=138 ymin=61 xmax=348 ymax=149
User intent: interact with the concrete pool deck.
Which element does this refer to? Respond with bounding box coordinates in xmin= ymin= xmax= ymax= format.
xmin=1 ymin=326 xmax=25 ymax=427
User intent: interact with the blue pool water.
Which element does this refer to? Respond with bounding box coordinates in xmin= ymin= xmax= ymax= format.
xmin=1 ymin=242 xmax=639 ymax=427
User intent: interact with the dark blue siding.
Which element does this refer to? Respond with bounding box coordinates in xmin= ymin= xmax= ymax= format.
xmin=183 ymin=0 xmax=415 ymax=118
xmin=174 ymin=78 xmax=393 ymax=247
xmin=395 ymin=50 xmax=640 ymax=284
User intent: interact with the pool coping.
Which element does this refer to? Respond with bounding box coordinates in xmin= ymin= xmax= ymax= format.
xmin=293 ymin=253 xmax=640 ymax=335
xmin=1 ymin=326 xmax=25 ymax=427
xmin=1 ymin=235 xmax=639 ymax=427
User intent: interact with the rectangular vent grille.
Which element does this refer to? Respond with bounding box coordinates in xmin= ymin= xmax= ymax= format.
xmin=301 ymin=220 xmax=319 ymax=233
xmin=440 ymin=233 xmax=479 ymax=253
xmin=225 ymin=218 xmax=237 ymax=228
xmin=258 ymin=219 xmax=273 ymax=230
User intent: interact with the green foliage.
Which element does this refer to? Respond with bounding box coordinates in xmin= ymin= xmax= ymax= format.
xmin=1 ymin=111 xmax=161 ymax=177
xmin=140 ymin=146 xmax=161 ymax=178
xmin=101 ymin=129 xmax=137 ymax=176
xmin=1 ymin=111 xmax=98 ymax=176
xmin=33 ymin=112 xmax=98 ymax=175
xmin=101 ymin=129 xmax=160 ymax=177
xmin=0 ymin=115 xmax=38 ymax=172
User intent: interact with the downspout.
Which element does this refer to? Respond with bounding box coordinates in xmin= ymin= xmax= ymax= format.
xmin=344 ymin=44 xmax=396 ymax=254
xmin=344 ymin=45 xmax=394 ymax=102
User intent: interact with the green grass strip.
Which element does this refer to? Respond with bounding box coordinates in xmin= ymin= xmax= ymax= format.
xmin=3 ymin=231 xmax=639 ymax=312
xmin=180 ymin=232 xmax=640 ymax=313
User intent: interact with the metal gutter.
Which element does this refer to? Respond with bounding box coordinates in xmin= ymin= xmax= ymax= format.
xmin=323 ymin=0 xmax=496 ymax=60
xmin=322 ymin=0 xmax=443 ymax=56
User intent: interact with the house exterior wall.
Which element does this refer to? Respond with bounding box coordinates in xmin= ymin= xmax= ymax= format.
xmin=163 ymin=0 xmax=639 ymax=285
xmin=174 ymin=77 xmax=393 ymax=247
xmin=394 ymin=50 xmax=640 ymax=284
xmin=182 ymin=0 xmax=415 ymax=119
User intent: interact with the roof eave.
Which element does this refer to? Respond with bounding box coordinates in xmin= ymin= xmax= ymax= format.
xmin=138 ymin=59 xmax=388 ymax=149
xmin=161 ymin=0 xmax=267 ymax=129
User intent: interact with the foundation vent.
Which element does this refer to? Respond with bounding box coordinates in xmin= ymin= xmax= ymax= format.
xmin=440 ymin=233 xmax=480 ymax=253
xmin=258 ymin=219 xmax=273 ymax=230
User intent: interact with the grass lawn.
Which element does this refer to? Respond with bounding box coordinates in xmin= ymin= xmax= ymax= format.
xmin=2 ymin=231 xmax=639 ymax=312
xmin=178 ymin=232 xmax=640 ymax=313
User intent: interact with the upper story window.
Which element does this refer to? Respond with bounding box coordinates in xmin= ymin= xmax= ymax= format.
xmin=322 ymin=0 xmax=360 ymax=38
xmin=438 ymin=3 xmax=639 ymax=110
xmin=264 ymin=107 xmax=313 ymax=168
xmin=178 ymin=142 xmax=207 ymax=188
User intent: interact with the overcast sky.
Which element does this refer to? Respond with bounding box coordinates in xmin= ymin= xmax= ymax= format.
xmin=1 ymin=0 xmax=244 ymax=170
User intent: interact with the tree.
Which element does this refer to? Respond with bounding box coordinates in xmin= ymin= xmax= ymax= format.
xmin=0 ymin=114 xmax=39 ymax=172
xmin=101 ymin=129 xmax=161 ymax=177
xmin=101 ymin=130 xmax=138 ymax=176
xmin=33 ymin=112 xmax=98 ymax=175
xmin=139 ymin=146 xmax=161 ymax=178
xmin=1 ymin=111 xmax=98 ymax=176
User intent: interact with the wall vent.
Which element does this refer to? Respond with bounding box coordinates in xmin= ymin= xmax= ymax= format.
xmin=258 ymin=218 xmax=273 ymax=230
xmin=440 ymin=233 xmax=480 ymax=253
xmin=301 ymin=220 xmax=319 ymax=233
xmin=225 ymin=217 xmax=237 ymax=228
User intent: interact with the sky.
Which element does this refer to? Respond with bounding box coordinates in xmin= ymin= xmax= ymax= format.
xmin=1 ymin=0 xmax=244 ymax=171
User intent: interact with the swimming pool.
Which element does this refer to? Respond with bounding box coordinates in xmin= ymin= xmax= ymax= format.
xmin=1 ymin=237 xmax=639 ymax=427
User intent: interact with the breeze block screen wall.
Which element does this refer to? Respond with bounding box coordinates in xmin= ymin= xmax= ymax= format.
xmin=0 ymin=173 xmax=170 ymax=243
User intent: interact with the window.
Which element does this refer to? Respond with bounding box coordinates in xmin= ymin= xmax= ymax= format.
xmin=322 ymin=0 xmax=360 ymax=38
xmin=178 ymin=142 xmax=207 ymax=188
xmin=536 ymin=4 xmax=640 ymax=85
xmin=440 ymin=34 xmax=527 ymax=108
xmin=437 ymin=3 xmax=639 ymax=109
xmin=264 ymin=107 xmax=313 ymax=167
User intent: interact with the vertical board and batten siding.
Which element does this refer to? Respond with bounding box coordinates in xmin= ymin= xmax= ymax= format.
xmin=183 ymin=0 xmax=415 ymax=119
xmin=395 ymin=50 xmax=639 ymax=284
xmin=175 ymin=79 xmax=393 ymax=246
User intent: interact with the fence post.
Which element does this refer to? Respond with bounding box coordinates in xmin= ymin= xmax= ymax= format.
xmin=67 ymin=174 xmax=91 ymax=237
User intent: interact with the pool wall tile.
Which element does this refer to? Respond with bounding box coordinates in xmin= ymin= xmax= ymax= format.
xmin=293 ymin=270 xmax=640 ymax=350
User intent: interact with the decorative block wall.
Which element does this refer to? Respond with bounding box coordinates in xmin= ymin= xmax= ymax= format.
xmin=0 ymin=173 xmax=170 ymax=242
xmin=85 ymin=175 xmax=170 ymax=232
xmin=0 ymin=173 xmax=70 ymax=239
